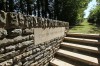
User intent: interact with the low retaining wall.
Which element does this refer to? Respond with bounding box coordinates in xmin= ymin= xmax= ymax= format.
xmin=0 ymin=10 xmax=69 ymax=66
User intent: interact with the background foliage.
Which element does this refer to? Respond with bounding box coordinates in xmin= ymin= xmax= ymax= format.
xmin=88 ymin=0 xmax=100 ymax=25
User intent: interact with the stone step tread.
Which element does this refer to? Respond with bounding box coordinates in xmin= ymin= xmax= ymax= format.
xmin=61 ymin=42 xmax=98 ymax=51
xmin=57 ymin=49 xmax=98 ymax=64
xmin=50 ymin=58 xmax=74 ymax=66
xmin=66 ymin=33 xmax=100 ymax=39
xmin=67 ymin=33 xmax=99 ymax=35
xmin=65 ymin=37 xmax=98 ymax=42
xmin=64 ymin=37 xmax=100 ymax=47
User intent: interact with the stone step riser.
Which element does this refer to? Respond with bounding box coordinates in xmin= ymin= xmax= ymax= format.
xmin=66 ymin=33 xmax=100 ymax=40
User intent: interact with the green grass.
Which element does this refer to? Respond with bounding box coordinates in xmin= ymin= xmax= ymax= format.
xmin=69 ymin=20 xmax=100 ymax=34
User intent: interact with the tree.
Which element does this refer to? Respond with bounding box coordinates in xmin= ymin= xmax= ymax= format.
xmin=88 ymin=0 xmax=100 ymax=25
xmin=37 ymin=0 xmax=40 ymax=17
xmin=53 ymin=0 xmax=90 ymax=25
xmin=25 ymin=0 xmax=33 ymax=15
xmin=40 ymin=0 xmax=45 ymax=17
xmin=0 ymin=0 xmax=6 ymax=11
xmin=9 ymin=0 xmax=14 ymax=12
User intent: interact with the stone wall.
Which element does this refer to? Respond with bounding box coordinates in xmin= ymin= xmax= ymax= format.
xmin=0 ymin=10 xmax=68 ymax=66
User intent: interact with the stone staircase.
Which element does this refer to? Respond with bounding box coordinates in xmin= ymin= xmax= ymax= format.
xmin=50 ymin=33 xmax=100 ymax=66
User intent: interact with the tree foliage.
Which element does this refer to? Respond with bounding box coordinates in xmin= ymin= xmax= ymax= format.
xmin=88 ymin=0 xmax=100 ymax=25
xmin=54 ymin=0 xmax=90 ymax=25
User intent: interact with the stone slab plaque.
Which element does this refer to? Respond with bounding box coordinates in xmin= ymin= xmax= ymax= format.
xmin=34 ymin=27 xmax=65 ymax=45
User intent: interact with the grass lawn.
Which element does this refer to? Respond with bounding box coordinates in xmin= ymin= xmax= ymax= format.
xmin=69 ymin=20 xmax=100 ymax=34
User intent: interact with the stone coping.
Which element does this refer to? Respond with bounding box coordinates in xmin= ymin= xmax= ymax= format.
xmin=0 ymin=10 xmax=69 ymax=29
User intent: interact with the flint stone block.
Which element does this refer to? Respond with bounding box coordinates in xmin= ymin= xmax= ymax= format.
xmin=0 ymin=59 xmax=13 ymax=66
xmin=35 ymin=54 xmax=43 ymax=61
xmin=0 ymin=10 xmax=6 ymax=28
xmin=6 ymin=12 xmax=19 ymax=29
xmin=44 ymin=51 xmax=49 ymax=57
xmin=36 ymin=48 xmax=41 ymax=52
xmin=44 ymin=62 xmax=49 ymax=66
xmin=0 ymin=38 xmax=14 ymax=47
xmin=22 ymin=50 xmax=33 ymax=58
xmin=32 ymin=51 xmax=41 ymax=58
xmin=30 ymin=62 xmax=38 ymax=66
xmin=5 ymin=45 xmax=15 ymax=52
xmin=25 ymin=45 xmax=34 ymax=52
xmin=22 ymin=40 xmax=33 ymax=46
xmin=43 ymin=18 xmax=47 ymax=28
xmin=45 ymin=46 xmax=52 ymax=51
xmin=22 ymin=28 xmax=34 ymax=35
xmin=37 ymin=58 xmax=45 ymax=66
xmin=40 ymin=45 xmax=45 ymax=50
xmin=16 ymin=43 xmax=23 ymax=49
xmin=0 ymin=48 xmax=5 ymax=54
xmin=25 ymin=55 xmax=35 ymax=61
xmin=0 ymin=34 xmax=33 ymax=47
xmin=29 ymin=34 xmax=34 ymax=40
xmin=13 ymin=35 xmax=29 ymax=43
xmin=24 ymin=16 xmax=29 ymax=28
xmin=33 ymin=16 xmax=37 ymax=27
xmin=32 ymin=49 xmax=37 ymax=54
xmin=23 ymin=60 xmax=34 ymax=66
xmin=8 ymin=29 xmax=22 ymax=37
xmin=14 ymin=65 xmax=19 ymax=66
xmin=43 ymin=57 xmax=48 ymax=64
xmin=47 ymin=19 xmax=50 ymax=27
xmin=38 ymin=58 xmax=45 ymax=64
xmin=13 ymin=50 xmax=33 ymax=63
xmin=17 ymin=61 xmax=22 ymax=66
xmin=27 ymin=16 xmax=34 ymax=28
xmin=15 ymin=40 xmax=33 ymax=49
xmin=0 ymin=28 xmax=7 ymax=39
xmin=13 ymin=54 xmax=23 ymax=62
xmin=18 ymin=13 xmax=24 ymax=28
xmin=37 ymin=17 xmax=42 ymax=27
xmin=0 ymin=51 xmax=15 ymax=62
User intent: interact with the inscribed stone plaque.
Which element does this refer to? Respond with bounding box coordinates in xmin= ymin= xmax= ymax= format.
xmin=34 ymin=27 xmax=65 ymax=45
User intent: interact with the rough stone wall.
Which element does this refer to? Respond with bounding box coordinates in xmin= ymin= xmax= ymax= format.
xmin=0 ymin=10 xmax=68 ymax=66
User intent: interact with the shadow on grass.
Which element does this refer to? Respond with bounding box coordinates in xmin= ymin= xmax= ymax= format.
xmin=75 ymin=24 xmax=84 ymax=26
xmin=90 ymin=24 xmax=100 ymax=33
xmin=69 ymin=25 xmax=84 ymax=29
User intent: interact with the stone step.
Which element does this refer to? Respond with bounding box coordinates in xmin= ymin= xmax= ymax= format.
xmin=50 ymin=58 xmax=75 ymax=66
xmin=63 ymin=37 xmax=100 ymax=47
xmin=61 ymin=42 xmax=100 ymax=57
xmin=66 ymin=33 xmax=100 ymax=39
xmin=61 ymin=42 xmax=98 ymax=51
xmin=56 ymin=49 xmax=99 ymax=66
